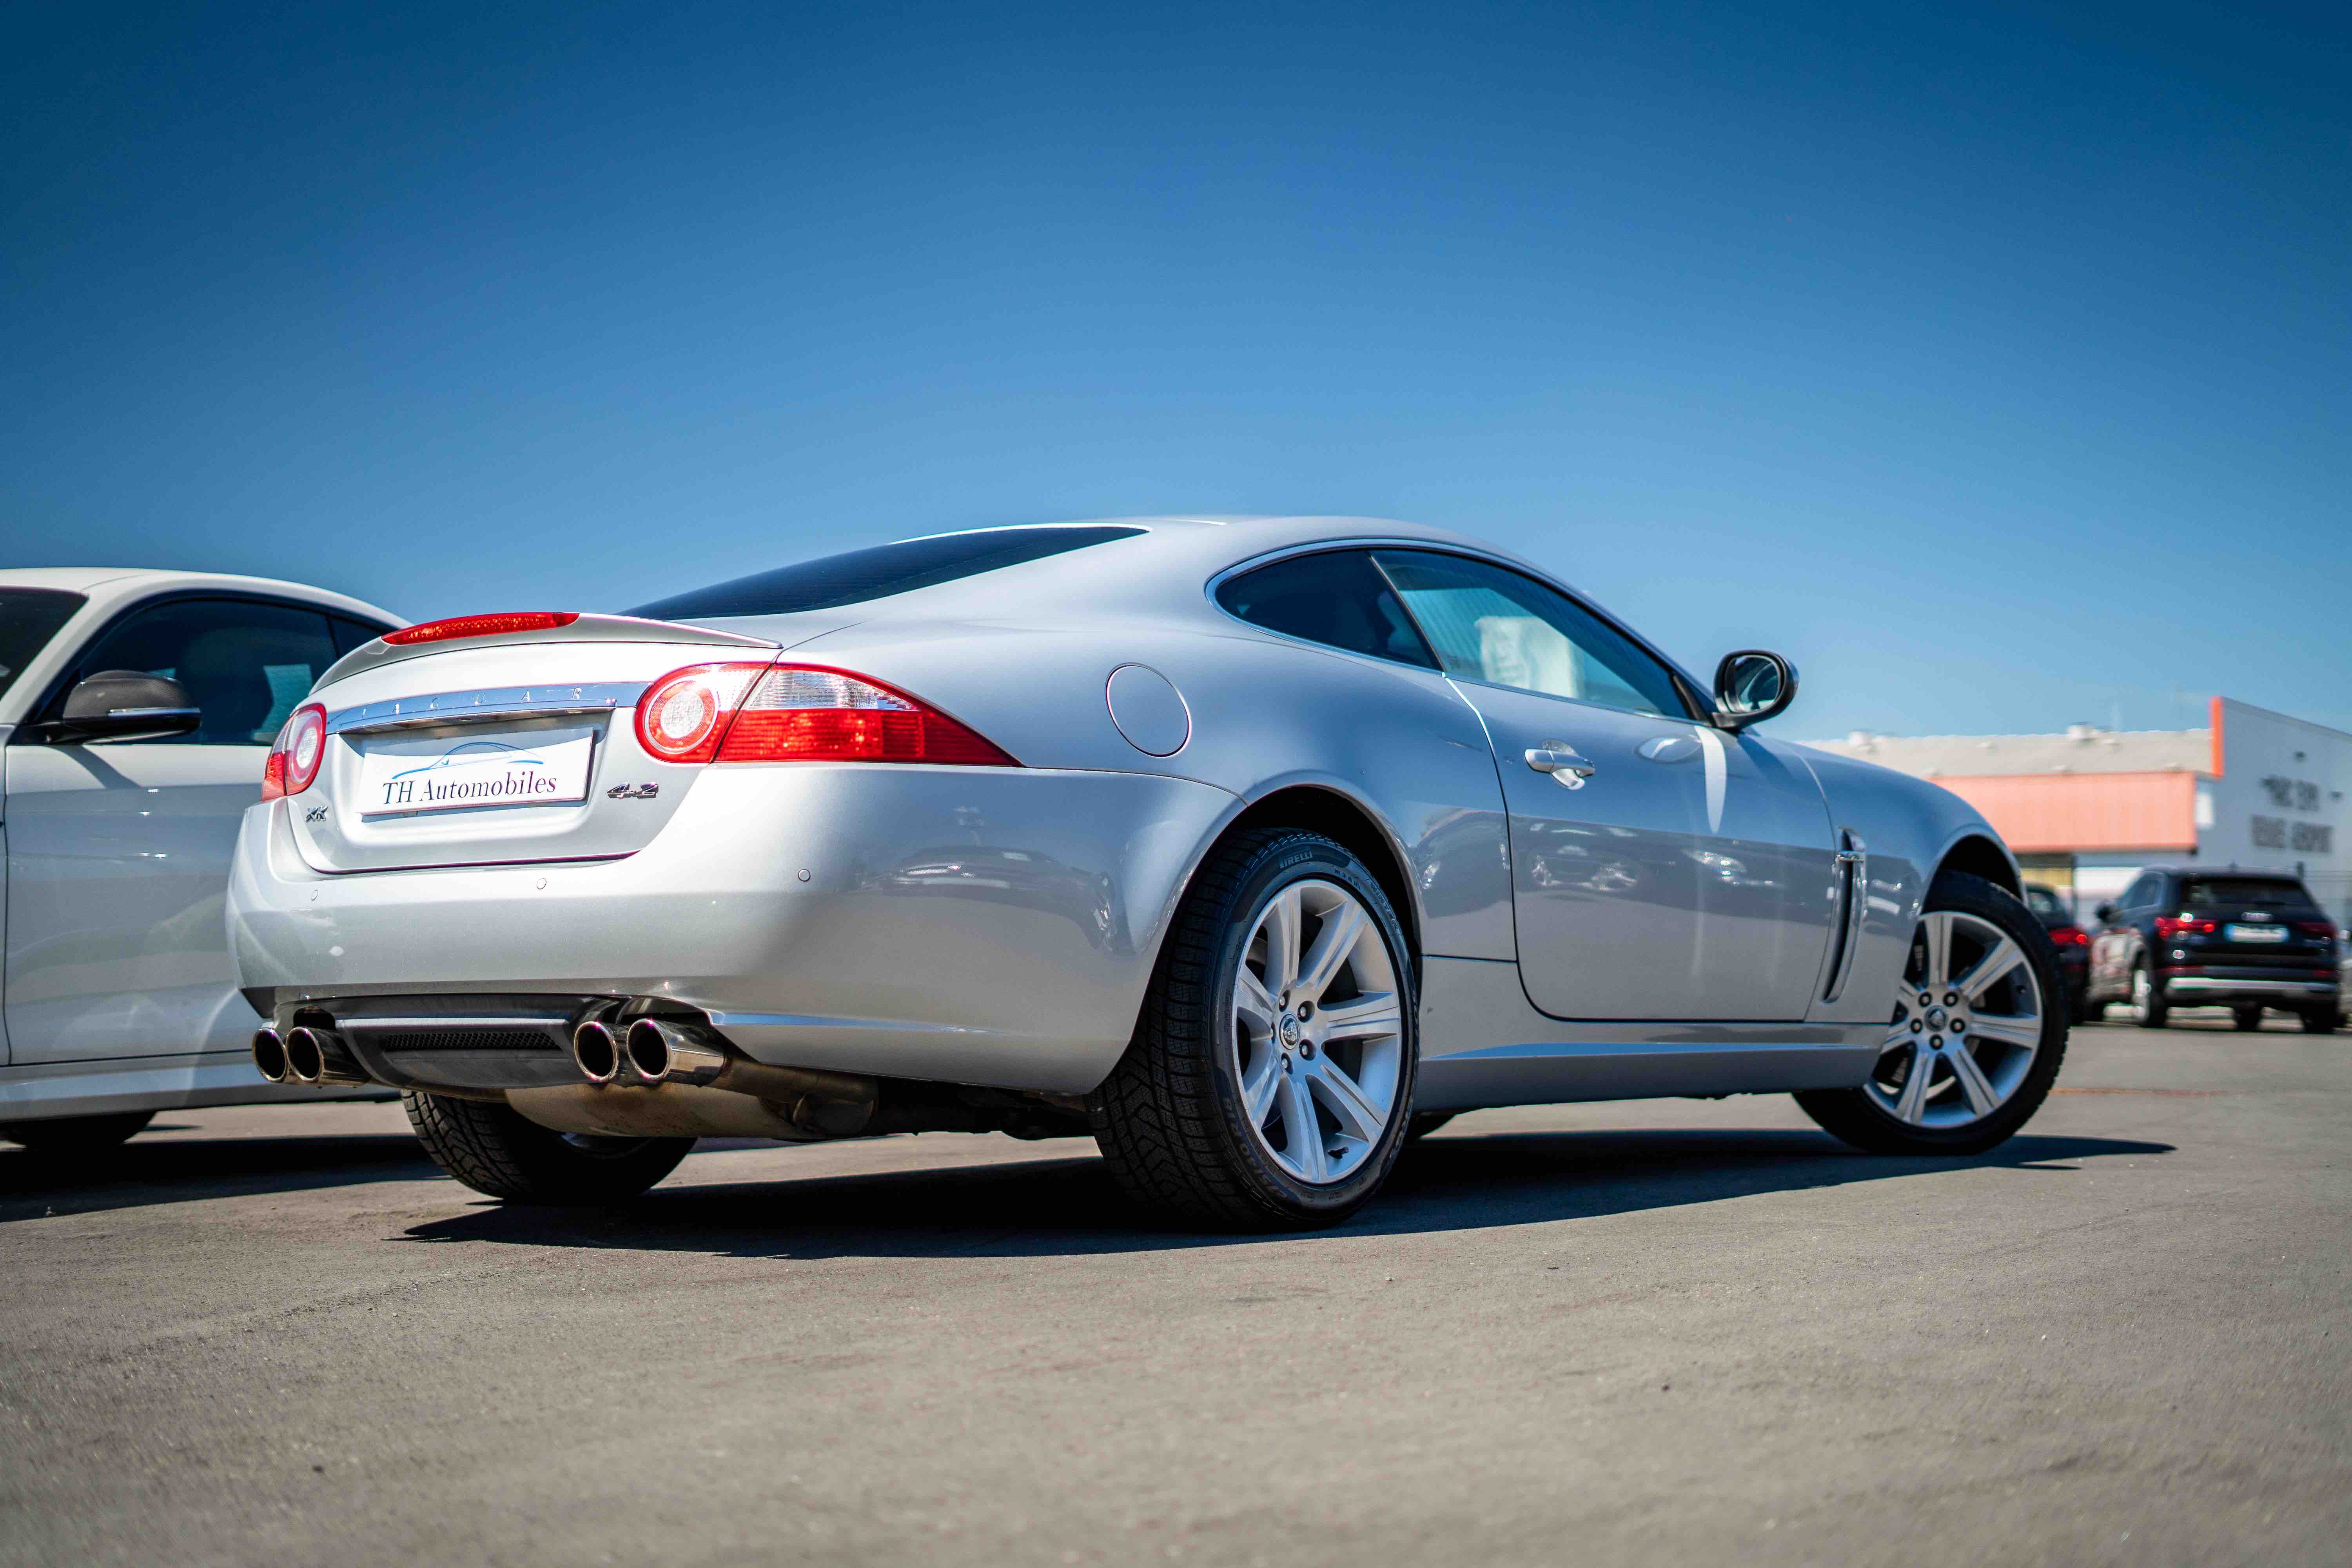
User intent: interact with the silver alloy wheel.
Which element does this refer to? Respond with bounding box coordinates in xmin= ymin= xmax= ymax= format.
xmin=1231 ymin=877 xmax=1405 ymax=1184
xmin=1871 ymin=909 xmax=2043 ymax=1129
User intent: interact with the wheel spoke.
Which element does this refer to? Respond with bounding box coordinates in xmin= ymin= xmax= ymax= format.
xmin=1954 ymin=936 xmax=2024 ymax=1004
xmin=1240 ymin=1051 xmax=1282 ymax=1128
xmin=1947 ymin=1045 xmax=2002 ymax=1117
xmin=1234 ymin=966 xmax=1281 ymax=1033
xmin=1920 ymin=912 xmax=1955 ymax=991
xmin=1308 ymin=1058 xmax=1387 ymax=1142
xmin=1294 ymin=900 xmax=1365 ymax=1004
xmin=1966 ymin=1014 xmax=2040 ymax=1050
xmin=1259 ymin=886 xmax=1303 ymax=1002
xmin=1893 ymin=1044 xmax=1938 ymax=1123
xmin=1882 ymin=1014 xmax=1917 ymax=1050
xmin=1318 ymin=992 xmax=1402 ymax=1041
xmin=1279 ymin=1075 xmax=1327 ymax=1181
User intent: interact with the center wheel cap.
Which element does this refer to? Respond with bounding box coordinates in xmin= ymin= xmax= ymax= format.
xmin=1279 ymin=1014 xmax=1301 ymax=1045
xmin=1926 ymin=1005 xmax=1948 ymax=1030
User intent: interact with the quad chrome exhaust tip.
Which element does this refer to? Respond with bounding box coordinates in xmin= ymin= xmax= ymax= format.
xmin=622 ymin=1018 xmax=728 ymax=1086
xmin=252 ymin=1027 xmax=289 ymax=1083
xmin=283 ymin=1026 xmax=331 ymax=1085
xmin=570 ymin=1018 xmax=623 ymax=1085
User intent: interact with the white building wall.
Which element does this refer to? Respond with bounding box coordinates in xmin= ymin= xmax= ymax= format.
xmin=2204 ymin=699 xmax=2352 ymax=926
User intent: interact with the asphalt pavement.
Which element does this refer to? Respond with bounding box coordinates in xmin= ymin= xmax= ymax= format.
xmin=2 ymin=1016 xmax=2346 ymax=1567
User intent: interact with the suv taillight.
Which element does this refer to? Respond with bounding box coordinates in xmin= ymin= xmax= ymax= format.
xmin=261 ymin=704 xmax=328 ymax=800
xmin=2293 ymin=920 xmax=2336 ymax=940
xmin=633 ymin=662 xmax=1018 ymax=766
xmin=2154 ymin=916 xmax=2219 ymax=938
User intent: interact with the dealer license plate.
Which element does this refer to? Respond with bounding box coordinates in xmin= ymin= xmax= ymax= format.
xmin=357 ymin=725 xmax=597 ymax=816
xmin=2225 ymin=923 xmax=2288 ymax=944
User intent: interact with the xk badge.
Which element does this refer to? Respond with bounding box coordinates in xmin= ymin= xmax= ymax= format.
xmin=303 ymin=805 xmax=329 ymax=824
xmin=606 ymin=783 xmax=659 ymax=800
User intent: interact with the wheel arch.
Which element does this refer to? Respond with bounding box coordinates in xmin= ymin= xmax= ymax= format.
xmin=1192 ymin=784 xmax=1425 ymax=985
xmin=1936 ymin=832 xmax=2021 ymax=898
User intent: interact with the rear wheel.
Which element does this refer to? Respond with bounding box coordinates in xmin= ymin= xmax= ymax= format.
xmin=1796 ymin=872 xmax=2066 ymax=1156
xmin=2233 ymin=1006 xmax=2265 ymax=1032
xmin=2301 ymin=1008 xmax=2339 ymax=1036
xmin=403 ymin=1091 xmax=692 ymax=1203
xmin=2130 ymin=961 xmax=2169 ymax=1029
xmin=0 ymin=1111 xmax=154 ymax=1152
xmin=1090 ymin=829 xmax=1417 ymax=1230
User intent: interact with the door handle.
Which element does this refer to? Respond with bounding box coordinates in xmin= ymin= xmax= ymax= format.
xmin=1524 ymin=745 xmax=1597 ymax=786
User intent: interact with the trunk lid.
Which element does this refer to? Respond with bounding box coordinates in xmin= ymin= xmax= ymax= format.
xmin=290 ymin=614 xmax=849 ymax=872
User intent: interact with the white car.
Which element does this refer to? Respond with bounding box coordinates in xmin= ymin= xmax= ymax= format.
xmin=0 ymin=569 xmax=401 ymax=1150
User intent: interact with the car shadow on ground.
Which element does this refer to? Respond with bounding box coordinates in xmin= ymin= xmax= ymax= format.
xmin=0 ymin=1132 xmax=438 ymax=1221
xmin=396 ymin=1127 xmax=2175 ymax=1261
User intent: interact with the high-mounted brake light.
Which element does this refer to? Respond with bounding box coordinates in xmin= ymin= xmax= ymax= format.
xmin=632 ymin=662 xmax=1018 ymax=767
xmin=262 ymin=703 xmax=328 ymax=801
xmin=381 ymin=612 xmax=581 ymax=646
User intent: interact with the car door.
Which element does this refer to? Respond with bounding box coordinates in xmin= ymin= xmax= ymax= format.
xmin=4 ymin=596 xmax=350 ymax=1065
xmin=2089 ymin=874 xmax=2152 ymax=996
xmin=1372 ymin=549 xmax=1837 ymax=1021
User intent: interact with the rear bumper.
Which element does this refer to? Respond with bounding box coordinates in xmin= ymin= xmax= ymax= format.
xmin=2163 ymin=976 xmax=2339 ymax=1005
xmin=228 ymin=764 xmax=1238 ymax=1094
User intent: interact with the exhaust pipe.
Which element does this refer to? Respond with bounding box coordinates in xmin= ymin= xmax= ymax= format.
xmin=571 ymin=1018 xmax=623 ymax=1084
xmin=281 ymin=1025 xmax=370 ymax=1087
xmin=252 ymin=1027 xmax=289 ymax=1083
xmin=623 ymin=1018 xmax=728 ymax=1085
xmin=616 ymin=1017 xmax=878 ymax=1135
xmin=283 ymin=1026 xmax=329 ymax=1085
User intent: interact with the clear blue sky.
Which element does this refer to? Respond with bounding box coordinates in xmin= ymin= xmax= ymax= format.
xmin=6 ymin=1 xmax=2347 ymax=739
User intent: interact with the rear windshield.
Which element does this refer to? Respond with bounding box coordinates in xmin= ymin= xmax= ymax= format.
xmin=2181 ymin=877 xmax=2316 ymax=910
xmin=0 ymin=588 xmax=87 ymax=701
xmin=628 ymin=526 xmax=1146 ymax=621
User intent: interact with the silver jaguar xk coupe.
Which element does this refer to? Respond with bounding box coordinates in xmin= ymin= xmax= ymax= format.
xmin=227 ymin=517 xmax=2066 ymax=1227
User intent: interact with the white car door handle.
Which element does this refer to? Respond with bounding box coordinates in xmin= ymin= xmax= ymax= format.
xmin=1525 ymin=746 xmax=1596 ymax=781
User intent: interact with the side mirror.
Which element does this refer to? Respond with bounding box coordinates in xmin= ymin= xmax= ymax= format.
xmin=2094 ymin=903 xmax=2116 ymax=925
xmin=53 ymin=670 xmax=201 ymax=742
xmin=1710 ymin=650 xmax=1797 ymax=731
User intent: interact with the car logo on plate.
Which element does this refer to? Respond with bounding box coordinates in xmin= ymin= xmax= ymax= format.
xmin=606 ymin=783 xmax=659 ymax=800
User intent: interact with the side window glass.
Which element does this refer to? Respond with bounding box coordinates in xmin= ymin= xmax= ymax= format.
xmin=2122 ymin=876 xmax=2155 ymax=911
xmin=1214 ymin=551 xmax=1437 ymax=669
xmin=66 ymin=599 xmax=338 ymax=745
xmin=1372 ymin=550 xmax=1688 ymax=718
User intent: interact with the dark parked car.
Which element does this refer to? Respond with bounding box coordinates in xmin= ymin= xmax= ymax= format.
xmin=2022 ymin=884 xmax=2093 ymax=1025
xmin=2086 ymin=867 xmax=2339 ymax=1032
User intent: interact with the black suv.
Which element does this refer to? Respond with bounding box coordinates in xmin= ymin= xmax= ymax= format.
xmin=2086 ymin=866 xmax=2340 ymax=1032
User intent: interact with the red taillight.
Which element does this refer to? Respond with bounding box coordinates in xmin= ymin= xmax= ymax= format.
xmin=261 ymin=704 xmax=328 ymax=801
xmin=718 ymin=666 xmax=1018 ymax=764
xmin=2049 ymin=925 xmax=2089 ymax=947
xmin=634 ymin=662 xmax=771 ymax=763
xmin=381 ymin=612 xmax=580 ymax=646
xmin=2155 ymin=916 xmax=2218 ymax=938
xmin=631 ymin=662 xmax=1019 ymax=767
xmin=2294 ymin=920 xmax=2336 ymax=940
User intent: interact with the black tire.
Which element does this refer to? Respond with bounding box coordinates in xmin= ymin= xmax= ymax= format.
xmin=1795 ymin=872 xmax=2068 ymax=1157
xmin=0 ymin=1111 xmax=154 ymax=1152
xmin=2131 ymin=960 xmax=2169 ymax=1029
xmin=2300 ymin=1008 xmax=2339 ymax=1036
xmin=403 ymin=1091 xmax=692 ymax=1203
xmin=1089 ymin=828 xmax=1418 ymax=1231
xmin=2233 ymin=1006 xmax=2265 ymax=1032
xmin=1405 ymin=1111 xmax=1457 ymax=1142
